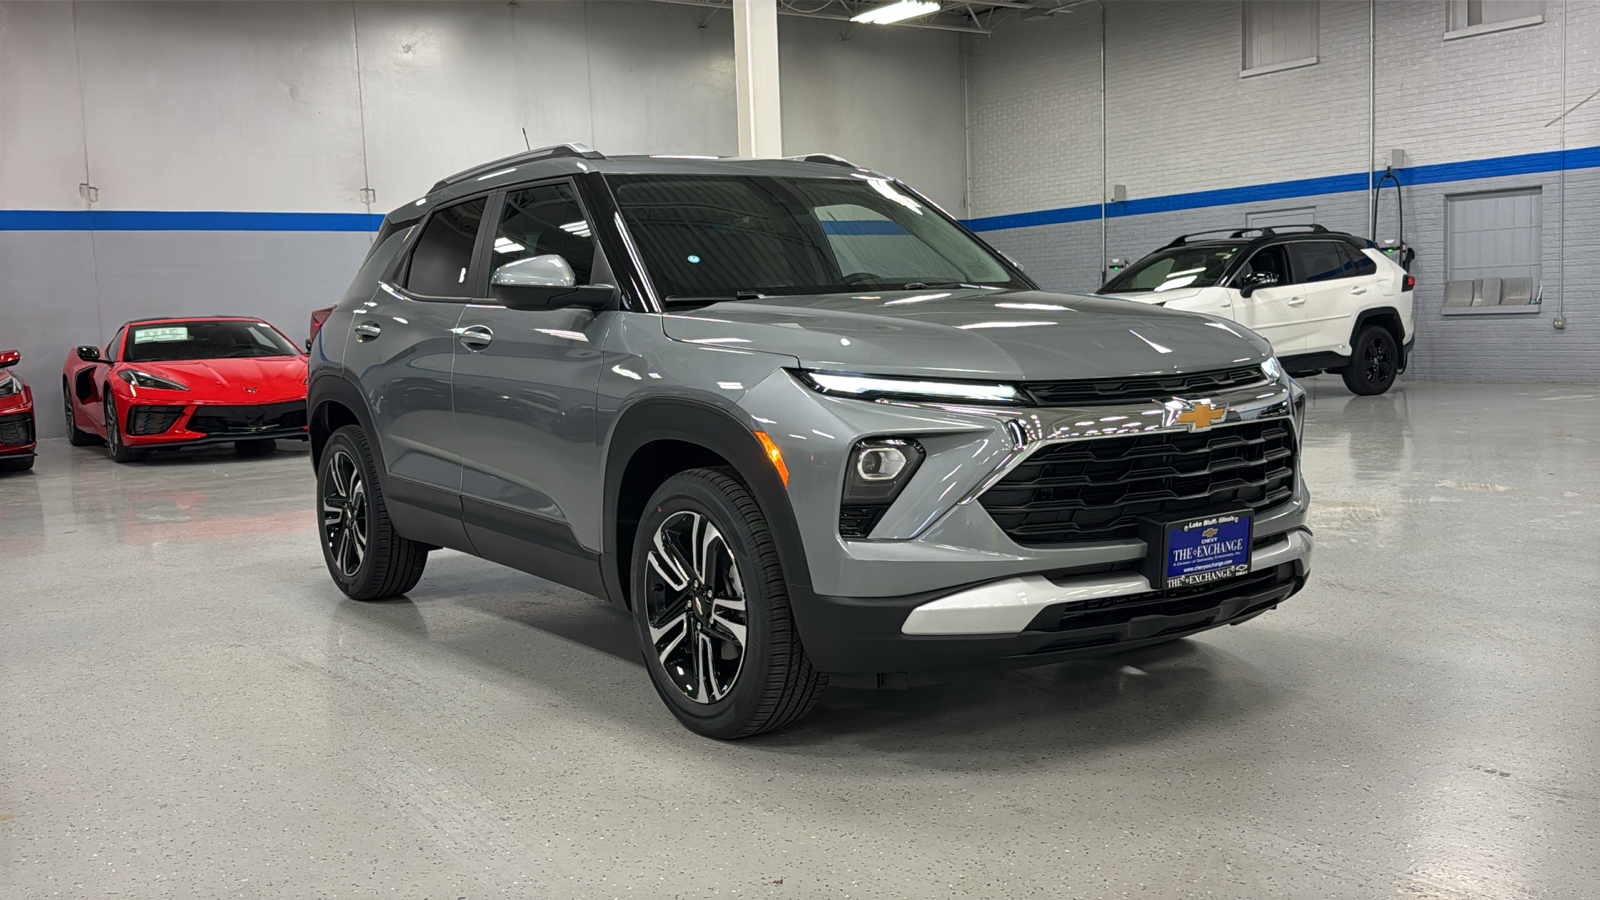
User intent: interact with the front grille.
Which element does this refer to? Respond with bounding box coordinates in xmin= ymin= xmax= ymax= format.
xmin=979 ymin=419 xmax=1296 ymax=546
xmin=1032 ymin=562 xmax=1300 ymax=637
xmin=128 ymin=405 xmax=185 ymax=436
xmin=1023 ymin=366 xmax=1267 ymax=407
xmin=0 ymin=412 xmax=33 ymax=447
xmin=186 ymin=401 xmax=305 ymax=435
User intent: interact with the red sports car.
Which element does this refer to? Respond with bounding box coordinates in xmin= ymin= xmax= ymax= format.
xmin=62 ymin=316 xmax=309 ymax=462
xmin=0 ymin=349 xmax=37 ymax=472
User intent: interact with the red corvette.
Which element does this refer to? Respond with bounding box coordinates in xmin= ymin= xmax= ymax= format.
xmin=0 ymin=349 xmax=37 ymax=472
xmin=62 ymin=316 xmax=309 ymax=462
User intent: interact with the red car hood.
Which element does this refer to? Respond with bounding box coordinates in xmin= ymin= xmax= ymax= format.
xmin=120 ymin=356 xmax=307 ymax=404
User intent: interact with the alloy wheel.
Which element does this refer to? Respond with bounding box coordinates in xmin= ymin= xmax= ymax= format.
xmin=321 ymin=449 xmax=369 ymax=578
xmin=643 ymin=510 xmax=749 ymax=704
xmin=104 ymin=395 xmax=122 ymax=457
xmin=1363 ymin=333 xmax=1395 ymax=385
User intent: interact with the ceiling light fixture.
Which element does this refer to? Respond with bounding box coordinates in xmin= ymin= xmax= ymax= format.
xmin=851 ymin=1 xmax=940 ymax=26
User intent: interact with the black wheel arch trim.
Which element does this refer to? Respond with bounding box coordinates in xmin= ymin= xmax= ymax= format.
xmin=307 ymin=370 xmax=382 ymax=471
xmin=1351 ymin=306 xmax=1408 ymax=367
xmin=602 ymin=397 xmax=813 ymax=610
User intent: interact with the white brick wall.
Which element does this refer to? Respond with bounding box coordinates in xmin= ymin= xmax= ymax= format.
xmin=965 ymin=0 xmax=1600 ymax=383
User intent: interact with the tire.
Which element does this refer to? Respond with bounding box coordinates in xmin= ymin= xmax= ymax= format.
xmin=102 ymin=392 xmax=145 ymax=462
xmin=63 ymin=382 xmax=98 ymax=446
xmin=317 ymin=424 xmax=428 ymax=600
xmin=236 ymin=438 xmax=276 ymax=458
xmin=1341 ymin=325 xmax=1400 ymax=395
xmin=631 ymin=467 xmax=826 ymax=739
xmin=0 ymin=456 xmax=33 ymax=473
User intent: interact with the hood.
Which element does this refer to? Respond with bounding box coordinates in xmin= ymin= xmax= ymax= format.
xmin=119 ymin=356 xmax=307 ymax=402
xmin=1096 ymin=286 xmax=1212 ymax=306
xmin=661 ymin=288 xmax=1269 ymax=380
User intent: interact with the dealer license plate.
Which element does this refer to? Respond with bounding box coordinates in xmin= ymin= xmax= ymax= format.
xmin=1159 ymin=513 xmax=1252 ymax=589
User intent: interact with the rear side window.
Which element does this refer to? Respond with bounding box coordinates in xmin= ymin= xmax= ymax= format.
xmin=407 ymin=197 xmax=487 ymax=297
xmin=493 ymin=183 xmax=596 ymax=284
xmin=1289 ymin=241 xmax=1348 ymax=283
xmin=1340 ymin=243 xmax=1378 ymax=278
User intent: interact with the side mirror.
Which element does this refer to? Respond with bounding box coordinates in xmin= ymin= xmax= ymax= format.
xmin=490 ymin=254 xmax=616 ymax=312
xmin=1238 ymin=271 xmax=1280 ymax=298
xmin=76 ymin=345 xmax=105 ymax=363
xmin=0 ymin=350 xmax=19 ymax=368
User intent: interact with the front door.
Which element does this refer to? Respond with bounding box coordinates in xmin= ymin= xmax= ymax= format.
xmin=1292 ymin=240 xmax=1376 ymax=356
xmin=1230 ymin=244 xmax=1309 ymax=354
xmin=448 ymin=180 xmax=613 ymax=591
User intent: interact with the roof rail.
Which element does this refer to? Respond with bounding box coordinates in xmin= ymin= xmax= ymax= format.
xmin=784 ymin=153 xmax=858 ymax=168
xmin=430 ymin=143 xmax=605 ymax=193
xmin=1162 ymin=223 xmax=1329 ymax=248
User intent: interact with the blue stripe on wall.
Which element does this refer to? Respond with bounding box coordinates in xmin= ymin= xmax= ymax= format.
xmin=4 ymin=146 xmax=1598 ymax=234
xmin=963 ymin=145 xmax=1600 ymax=233
xmin=0 ymin=210 xmax=385 ymax=232
xmin=819 ymin=220 xmax=910 ymax=235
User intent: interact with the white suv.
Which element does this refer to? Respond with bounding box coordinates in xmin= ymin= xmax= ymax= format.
xmin=1098 ymin=226 xmax=1415 ymax=394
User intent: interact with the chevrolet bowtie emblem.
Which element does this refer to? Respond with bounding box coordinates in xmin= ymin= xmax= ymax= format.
xmin=1165 ymin=398 xmax=1228 ymax=432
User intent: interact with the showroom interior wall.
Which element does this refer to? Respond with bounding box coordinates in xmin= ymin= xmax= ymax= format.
xmin=965 ymin=0 xmax=1600 ymax=382
xmin=0 ymin=0 xmax=965 ymax=438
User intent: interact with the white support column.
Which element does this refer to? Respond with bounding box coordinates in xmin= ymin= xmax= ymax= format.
xmin=732 ymin=0 xmax=782 ymax=158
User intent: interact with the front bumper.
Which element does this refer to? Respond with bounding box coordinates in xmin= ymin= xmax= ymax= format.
xmin=797 ymin=526 xmax=1313 ymax=686
xmin=118 ymin=398 xmax=307 ymax=448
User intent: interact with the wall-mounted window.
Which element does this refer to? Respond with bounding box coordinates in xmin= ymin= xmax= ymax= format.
xmin=1445 ymin=1 xmax=1543 ymax=40
xmin=1242 ymin=1 xmax=1318 ymax=77
xmin=1443 ymin=189 xmax=1542 ymax=315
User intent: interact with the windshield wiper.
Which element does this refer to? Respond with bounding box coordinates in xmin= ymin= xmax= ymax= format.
xmin=663 ymin=292 xmax=766 ymax=305
xmin=901 ymin=282 xmax=995 ymax=291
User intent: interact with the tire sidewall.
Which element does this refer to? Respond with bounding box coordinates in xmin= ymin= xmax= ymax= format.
xmin=631 ymin=475 xmax=781 ymax=737
xmin=317 ymin=428 xmax=379 ymax=594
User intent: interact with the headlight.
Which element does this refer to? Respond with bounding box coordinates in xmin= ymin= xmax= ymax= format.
xmin=839 ymin=438 xmax=925 ymax=537
xmin=800 ymin=371 xmax=1025 ymax=406
xmin=0 ymin=374 xmax=17 ymax=398
xmin=117 ymin=369 xmax=190 ymax=391
xmin=1261 ymin=356 xmax=1285 ymax=381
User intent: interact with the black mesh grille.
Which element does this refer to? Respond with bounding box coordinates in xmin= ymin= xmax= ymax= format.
xmin=0 ymin=412 xmax=34 ymax=447
xmin=128 ymin=405 xmax=185 ymax=436
xmin=1035 ymin=562 xmax=1299 ymax=636
xmin=1023 ymin=366 xmax=1268 ymax=407
xmin=839 ymin=506 xmax=887 ymax=538
xmin=979 ymin=420 xmax=1296 ymax=546
xmin=186 ymin=401 xmax=305 ymax=435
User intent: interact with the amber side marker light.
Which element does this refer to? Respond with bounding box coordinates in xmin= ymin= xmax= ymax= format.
xmin=753 ymin=431 xmax=789 ymax=488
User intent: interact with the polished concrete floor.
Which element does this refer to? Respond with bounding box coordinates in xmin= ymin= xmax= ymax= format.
xmin=1 ymin=379 xmax=1596 ymax=899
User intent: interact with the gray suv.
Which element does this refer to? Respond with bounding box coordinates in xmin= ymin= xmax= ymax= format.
xmin=308 ymin=144 xmax=1313 ymax=738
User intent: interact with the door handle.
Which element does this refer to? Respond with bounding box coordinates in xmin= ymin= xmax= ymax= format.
xmin=455 ymin=324 xmax=494 ymax=352
xmin=1286 ymin=296 xmax=1306 ymax=307
xmin=353 ymin=320 xmax=382 ymax=341
xmin=1350 ymin=286 xmax=1367 ymax=295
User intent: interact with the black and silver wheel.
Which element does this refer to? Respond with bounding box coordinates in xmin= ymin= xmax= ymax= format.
xmin=316 ymin=425 xmax=427 ymax=600
xmin=632 ymin=468 xmax=826 ymax=739
xmin=1341 ymin=326 xmax=1399 ymax=395
xmin=103 ymin=392 xmax=143 ymax=462
xmin=236 ymin=438 xmax=276 ymax=458
xmin=63 ymin=382 xmax=97 ymax=446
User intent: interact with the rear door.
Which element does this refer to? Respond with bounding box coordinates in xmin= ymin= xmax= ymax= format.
xmin=1291 ymin=240 xmax=1373 ymax=355
xmin=447 ymin=179 xmax=613 ymax=588
xmin=1229 ymin=244 xmax=1308 ymax=354
xmin=343 ymin=193 xmax=489 ymax=547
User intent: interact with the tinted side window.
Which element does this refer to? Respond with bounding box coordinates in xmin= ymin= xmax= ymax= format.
xmin=1341 ymin=243 xmax=1378 ymax=277
xmin=1290 ymin=241 xmax=1348 ymax=283
xmin=406 ymin=197 xmax=487 ymax=297
xmin=493 ymin=183 xmax=596 ymax=284
xmin=107 ymin=327 xmax=126 ymax=362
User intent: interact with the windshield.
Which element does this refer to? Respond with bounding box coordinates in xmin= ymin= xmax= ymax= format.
xmin=607 ymin=175 xmax=1028 ymax=300
xmin=123 ymin=320 xmax=301 ymax=363
xmin=1100 ymin=244 xmax=1241 ymax=293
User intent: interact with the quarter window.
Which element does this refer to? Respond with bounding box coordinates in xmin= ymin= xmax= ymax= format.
xmin=493 ymin=183 xmax=596 ymax=285
xmin=1339 ymin=243 xmax=1378 ymax=278
xmin=406 ymin=196 xmax=488 ymax=297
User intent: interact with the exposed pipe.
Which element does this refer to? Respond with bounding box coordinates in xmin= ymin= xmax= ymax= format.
xmin=1367 ymin=0 xmax=1376 ymax=239
xmin=1555 ymin=0 xmax=1568 ymax=328
xmin=1099 ymin=0 xmax=1107 ymax=285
